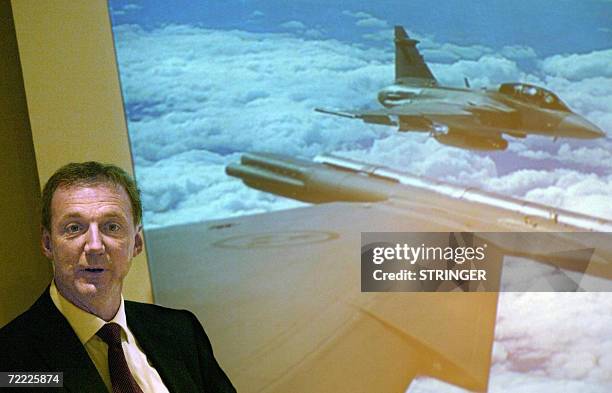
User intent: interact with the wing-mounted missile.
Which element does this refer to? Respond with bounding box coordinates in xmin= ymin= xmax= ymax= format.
xmin=226 ymin=152 xmax=390 ymax=203
xmin=228 ymin=152 xmax=612 ymax=232
xmin=315 ymin=107 xmax=398 ymax=127
xmin=228 ymin=152 xmax=612 ymax=280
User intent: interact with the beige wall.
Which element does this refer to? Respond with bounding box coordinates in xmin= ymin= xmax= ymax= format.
xmin=1 ymin=0 xmax=152 ymax=327
xmin=0 ymin=0 xmax=52 ymax=327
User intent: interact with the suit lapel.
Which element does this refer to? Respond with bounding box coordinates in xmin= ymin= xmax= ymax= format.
xmin=27 ymin=291 xmax=108 ymax=393
xmin=126 ymin=303 xmax=199 ymax=393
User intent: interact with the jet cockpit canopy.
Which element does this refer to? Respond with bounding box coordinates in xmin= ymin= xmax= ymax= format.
xmin=499 ymin=83 xmax=570 ymax=112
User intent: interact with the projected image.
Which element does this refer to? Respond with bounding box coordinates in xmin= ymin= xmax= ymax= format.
xmin=109 ymin=0 xmax=611 ymax=229
xmin=108 ymin=1 xmax=612 ymax=392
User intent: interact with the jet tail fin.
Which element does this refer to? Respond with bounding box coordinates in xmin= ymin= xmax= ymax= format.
xmin=394 ymin=26 xmax=437 ymax=86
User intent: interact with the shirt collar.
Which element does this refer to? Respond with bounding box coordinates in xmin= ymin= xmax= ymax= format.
xmin=49 ymin=280 xmax=131 ymax=345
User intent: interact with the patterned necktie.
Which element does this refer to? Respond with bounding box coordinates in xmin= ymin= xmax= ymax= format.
xmin=97 ymin=323 xmax=144 ymax=393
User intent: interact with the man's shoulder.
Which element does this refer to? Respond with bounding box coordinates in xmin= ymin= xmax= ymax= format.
xmin=124 ymin=302 xmax=235 ymax=392
xmin=125 ymin=300 xmax=195 ymax=322
xmin=0 ymin=292 xmax=56 ymax=369
xmin=0 ymin=310 xmax=40 ymax=367
xmin=0 ymin=309 xmax=35 ymax=341
xmin=123 ymin=301 xmax=214 ymax=367
xmin=0 ymin=292 xmax=51 ymax=340
xmin=124 ymin=301 xmax=201 ymax=336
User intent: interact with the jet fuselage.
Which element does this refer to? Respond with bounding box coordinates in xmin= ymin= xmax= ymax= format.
xmin=377 ymin=83 xmax=604 ymax=141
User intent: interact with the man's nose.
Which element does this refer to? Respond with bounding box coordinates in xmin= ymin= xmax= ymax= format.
xmin=84 ymin=224 xmax=105 ymax=254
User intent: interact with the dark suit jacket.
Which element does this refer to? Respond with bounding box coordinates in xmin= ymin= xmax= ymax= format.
xmin=0 ymin=290 xmax=236 ymax=393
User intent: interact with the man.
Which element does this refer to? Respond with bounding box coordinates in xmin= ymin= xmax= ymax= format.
xmin=0 ymin=162 xmax=236 ymax=393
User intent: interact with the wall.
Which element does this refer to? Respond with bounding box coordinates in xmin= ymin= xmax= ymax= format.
xmin=0 ymin=0 xmax=52 ymax=327
xmin=1 ymin=0 xmax=153 ymax=327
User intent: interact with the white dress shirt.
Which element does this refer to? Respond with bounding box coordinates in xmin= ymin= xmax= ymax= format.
xmin=49 ymin=281 xmax=170 ymax=393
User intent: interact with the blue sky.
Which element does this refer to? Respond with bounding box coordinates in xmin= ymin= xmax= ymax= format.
xmin=109 ymin=0 xmax=612 ymax=56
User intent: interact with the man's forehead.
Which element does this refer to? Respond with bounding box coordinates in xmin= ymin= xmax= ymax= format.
xmin=54 ymin=181 xmax=127 ymax=197
xmin=51 ymin=183 xmax=132 ymax=215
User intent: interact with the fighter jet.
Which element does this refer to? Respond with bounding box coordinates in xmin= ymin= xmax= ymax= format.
xmin=316 ymin=26 xmax=605 ymax=150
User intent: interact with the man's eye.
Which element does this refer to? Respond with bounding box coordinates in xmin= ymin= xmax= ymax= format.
xmin=65 ymin=224 xmax=82 ymax=234
xmin=106 ymin=223 xmax=121 ymax=232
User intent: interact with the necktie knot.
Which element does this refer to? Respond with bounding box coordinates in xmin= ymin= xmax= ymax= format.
xmin=97 ymin=322 xmax=122 ymax=347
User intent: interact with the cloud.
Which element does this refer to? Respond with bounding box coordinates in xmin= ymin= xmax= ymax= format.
xmin=110 ymin=2 xmax=143 ymax=16
xmin=123 ymin=3 xmax=142 ymax=11
xmin=539 ymin=49 xmax=612 ymax=80
xmin=408 ymin=292 xmax=612 ymax=392
xmin=500 ymin=45 xmax=538 ymax=59
xmin=432 ymin=55 xmax=524 ymax=87
xmin=363 ymin=28 xmax=394 ymax=42
xmin=511 ymin=142 xmax=612 ymax=171
xmin=304 ymin=28 xmax=324 ymax=38
xmin=423 ymin=43 xmax=493 ymax=62
xmin=342 ymin=10 xmax=388 ymax=29
xmin=491 ymin=293 xmax=612 ymax=388
xmin=341 ymin=10 xmax=372 ymax=19
xmin=486 ymin=169 xmax=612 ymax=219
xmin=280 ymin=20 xmax=306 ymax=30
xmin=523 ymin=174 xmax=612 ymax=219
xmin=355 ymin=17 xmax=388 ymax=28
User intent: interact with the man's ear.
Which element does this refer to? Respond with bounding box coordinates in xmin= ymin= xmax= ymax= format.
xmin=133 ymin=226 xmax=144 ymax=258
xmin=41 ymin=227 xmax=54 ymax=260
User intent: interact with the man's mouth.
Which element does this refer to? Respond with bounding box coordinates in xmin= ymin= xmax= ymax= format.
xmin=83 ymin=268 xmax=105 ymax=273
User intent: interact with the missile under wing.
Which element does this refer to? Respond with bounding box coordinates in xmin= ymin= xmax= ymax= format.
xmin=316 ymin=26 xmax=605 ymax=150
xmin=145 ymin=152 xmax=612 ymax=393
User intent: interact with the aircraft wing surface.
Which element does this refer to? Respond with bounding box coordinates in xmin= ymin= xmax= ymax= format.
xmin=146 ymin=202 xmax=500 ymax=393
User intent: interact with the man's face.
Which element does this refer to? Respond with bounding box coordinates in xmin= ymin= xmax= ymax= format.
xmin=41 ymin=183 xmax=143 ymax=310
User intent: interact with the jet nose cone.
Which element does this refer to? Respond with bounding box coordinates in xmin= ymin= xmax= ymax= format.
xmin=560 ymin=115 xmax=605 ymax=139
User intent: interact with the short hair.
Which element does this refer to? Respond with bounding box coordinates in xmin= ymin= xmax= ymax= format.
xmin=41 ymin=162 xmax=142 ymax=231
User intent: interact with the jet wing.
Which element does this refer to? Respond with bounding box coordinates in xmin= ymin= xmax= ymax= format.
xmin=146 ymin=153 xmax=612 ymax=393
xmin=147 ymin=203 xmax=500 ymax=393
